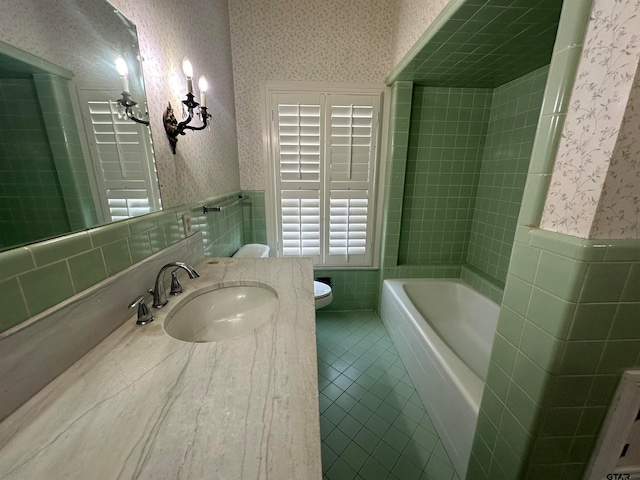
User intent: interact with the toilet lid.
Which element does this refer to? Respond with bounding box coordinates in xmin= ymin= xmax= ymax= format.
xmin=314 ymin=281 xmax=331 ymax=299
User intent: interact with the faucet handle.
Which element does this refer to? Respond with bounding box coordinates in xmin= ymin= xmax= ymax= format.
xmin=170 ymin=269 xmax=183 ymax=295
xmin=128 ymin=295 xmax=154 ymax=325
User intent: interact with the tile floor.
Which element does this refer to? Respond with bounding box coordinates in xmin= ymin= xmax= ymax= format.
xmin=316 ymin=310 xmax=462 ymax=480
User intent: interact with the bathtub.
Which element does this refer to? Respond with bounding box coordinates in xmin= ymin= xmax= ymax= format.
xmin=380 ymin=278 xmax=499 ymax=478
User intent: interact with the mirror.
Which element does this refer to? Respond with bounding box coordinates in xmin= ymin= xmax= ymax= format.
xmin=0 ymin=0 xmax=161 ymax=252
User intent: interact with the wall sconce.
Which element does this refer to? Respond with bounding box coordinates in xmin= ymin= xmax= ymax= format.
xmin=163 ymin=57 xmax=211 ymax=154
xmin=114 ymin=57 xmax=149 ymax=126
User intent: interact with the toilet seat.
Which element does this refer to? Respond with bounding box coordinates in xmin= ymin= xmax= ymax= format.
xmin=314 ymin=281 xmax=333 ymax=309
xmin=314 ymin=281 xmax=331 ymax=299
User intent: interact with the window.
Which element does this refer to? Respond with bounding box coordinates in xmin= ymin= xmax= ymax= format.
xmin=265 ymin=86 xmax=383 ymax=267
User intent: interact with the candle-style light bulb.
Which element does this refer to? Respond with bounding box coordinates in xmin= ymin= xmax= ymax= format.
xmin=182 ymin=57 xmax=193 ymax=93
xmin=115 ymin=57 xmax=130 ymax=93
xmin=198 ymin=75 xmax=208 ymax=108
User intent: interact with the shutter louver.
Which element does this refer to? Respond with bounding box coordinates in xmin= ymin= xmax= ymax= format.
xmin=83 ymin=94 xmax=158 ymax=222
xmin=277 ymin=103 xmax=321 ymax=182
xmin=280 ymin=190 xmax=320 ymax=258
xmin=329 ymin=191 xmax=368 ymax=257
xmin=270 ymin=90 xmax=380 ymax=267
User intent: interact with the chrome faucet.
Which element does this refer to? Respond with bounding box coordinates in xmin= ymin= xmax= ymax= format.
xmin=150 ymin=262 xmax=200 ymax=308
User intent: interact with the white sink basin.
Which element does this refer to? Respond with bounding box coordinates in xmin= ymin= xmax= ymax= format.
xmin=164 ymin=284 xmax=278 ymax=343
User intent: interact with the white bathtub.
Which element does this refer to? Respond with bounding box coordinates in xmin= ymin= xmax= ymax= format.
xmin=380 ymin=278 xmax=499 ymax=478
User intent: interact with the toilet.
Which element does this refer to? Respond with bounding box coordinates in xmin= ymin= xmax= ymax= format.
xmin=233 ymin=244 xmax=333 ymax=310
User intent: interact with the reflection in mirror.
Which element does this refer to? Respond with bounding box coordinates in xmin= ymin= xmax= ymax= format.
xmin=0 ymin=0 xmax=161 ymax=252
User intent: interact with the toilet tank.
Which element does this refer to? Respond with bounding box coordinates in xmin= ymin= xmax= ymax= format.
xmin=233 ymin=243 xmax=270 ymax=258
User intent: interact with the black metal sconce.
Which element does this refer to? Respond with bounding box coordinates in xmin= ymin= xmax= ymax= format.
xmin=115 ymin=57 xmax=149 ymax=126
xmin=162 ymin=57 xmax=211 ymax=154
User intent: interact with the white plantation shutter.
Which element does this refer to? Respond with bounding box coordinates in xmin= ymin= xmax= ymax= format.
xmin=79 ymin=89 xmax=160 ymax=222
xmin=270 ymin=89 xmax=380 ymax=267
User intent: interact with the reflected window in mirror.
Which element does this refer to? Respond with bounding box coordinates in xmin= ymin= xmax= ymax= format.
xmin=0 ymin=0 xmax=161 ymax=252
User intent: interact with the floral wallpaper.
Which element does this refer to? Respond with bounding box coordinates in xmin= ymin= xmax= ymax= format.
xmin=110 ymin=0 xmax=241 ymax=207
xmin=0 ymin=0 xmax=240 ymax=209
xmin=391 ymin=0 xmax=451 ymax=69
xmin=541 ymin=0 xmax=640 ymax=239
xmin=591 ymin=59 xmax=640 ymax=238
xmin=228 ymin=0 xmax=449 ymax=191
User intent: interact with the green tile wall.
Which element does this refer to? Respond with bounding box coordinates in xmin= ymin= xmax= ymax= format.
xmin=315 ymin=269 xmax=379 ymax=311
xmin=34 ymin=73 xmax=97 ymax=232
xmin=466 ymin=66 xmax=549 ymax=285
xmin=0 ymin=192 xmax=244 ymax=333
xmin=398 ymin=87 xmax=492 ymax=265
xmin=0 ymin=78 xmax=70 ymax=248
xmin=468 ymin=228 xmax=640 ymax=480
xmin=241 ymin=189 xmax=267 ymax=244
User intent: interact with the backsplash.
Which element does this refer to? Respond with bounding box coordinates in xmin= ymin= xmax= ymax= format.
xmin=0 ymin=192 xmax=244 ymax=334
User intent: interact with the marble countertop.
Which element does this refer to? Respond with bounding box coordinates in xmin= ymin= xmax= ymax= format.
xmin=0 ymin=257 xmax=322 ymax=479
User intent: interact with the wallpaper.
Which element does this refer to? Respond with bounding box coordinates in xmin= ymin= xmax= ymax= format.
xmin=0 ymin=0 xmax=240 ymax=209
xmin=390 ymin=0 xmax=451 ymax=69
xmin=540 ymin=0 xmax=640 ymax=239
xmin=228 ymin=0 xmax=448 ymax=191
xmin=109 ymin=0 xmax=241 ymax=207
xmin=591 ymin=59 xmax=640 ymax=239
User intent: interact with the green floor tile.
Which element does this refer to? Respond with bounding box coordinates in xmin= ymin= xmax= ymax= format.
xmin=316 ymin=311 xmax=460 ymax=479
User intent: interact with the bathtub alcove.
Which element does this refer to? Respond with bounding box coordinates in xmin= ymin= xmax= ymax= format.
xmin=381 ymin=0 xmax=568 ymax=477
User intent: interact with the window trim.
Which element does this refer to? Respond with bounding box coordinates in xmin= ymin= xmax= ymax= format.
xmin=262 ymin=82 xmax=389 ymax=269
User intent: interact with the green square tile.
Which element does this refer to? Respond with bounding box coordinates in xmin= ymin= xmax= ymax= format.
xmin=491 ymin=333 xmax=518 ymax=374
xmin=547 ymin=375 xmax=592 ymax=408
xmin=534 ymin=252 xmax=586 ymax=302
xmin=519 ymin=321 xmax=563 ymax=373
xmin=0 ymin=277 xmax=30 ymax=332
xmin=598 ymin=340 xmax=640 ymax=374
xmin=576 ymin=407 xmax=608 ymax=435
xmin=610 ymin=303 xmax=640 ymax=339
xmin=581 ymin=263 xmax=631 ymax=303
xmin=567 ymin=435 xmax=597 ymax=463
xmin=586 ymin=375 xmax=620 ymax=407
xmin=512 ymin=352 xmax=552 ymax=403
xmin=18 ymin=260 xmax=74 ymax=316
xmin=531 ymin=436 xmax=571 ymax=464
xmin=102 ymin=239 xmax=132 ymax=276
xmin=502 ymin=275 xmax=532 ymax=317
xmin=476 ymin=410 xmax=498 ymax=449
xmin=486 ymin=360 xmax=511 ymax=399
xmin=527 ymin=287 xmax=575 ymax=339
xmin=622 ymin=264 xmax=640 ymax=302
xmin=68 ymin=249 xmax=107 ymax=292
xmin=495 ymin=308 xmax=525 ymax=347
xmin=568 ymin=304 xmax=617 ymax=341
xmin=500 ymin=407 xmax=534 ymax=460
xmin=559 ymin=341 xmax=605 ymax=375
xmin=509 ymin=243 xmax=541 ymax=283
xmin=505 ymin=383 xmax=541 ymax=432
xmin=539 ymin=407 xmax=582 ymax=437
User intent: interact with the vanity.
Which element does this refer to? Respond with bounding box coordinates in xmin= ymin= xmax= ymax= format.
xmin=0 ymin=250 xmax=322 ymax=479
